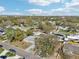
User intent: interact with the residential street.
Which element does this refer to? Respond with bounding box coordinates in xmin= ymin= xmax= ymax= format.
xmin=0 ymin=41 xmax=41 ymax=59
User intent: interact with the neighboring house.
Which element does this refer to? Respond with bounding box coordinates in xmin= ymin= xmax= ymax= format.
xmin=23 ymin=36 xmax=36 ymax=43
xmin=67 ymin=34 xmax=79 ymax=40
xmin=57 ymin=25 xmax=69 ymax=31
xmin=50 ymin=17 xmax=54 ymax=20
xmin=12 ymin=25 xmax=26 ymax=31
xmin=5 ymin=25 xmax=11 ymax=28
xmin=23 ymin=36 xmax=36 ymax=53
xmin=2 ymin=20 xmax=12 ymax=26
xmin=58 ymin=36 xmax=65 ymax=41
xmin=63 ymin=34 xmax=79 ymax=41
xmin=48 ymin=21 xmax=56 ymax=25
xmin=33 ymin=31 xmax=44 ymax=36
xmin=51 ymin=32 xmax=65 ymax=41
xmin=12 ymin=25 xmax=33 ymax=32
xmin=17 ymin=19 xmax=26 ymax=24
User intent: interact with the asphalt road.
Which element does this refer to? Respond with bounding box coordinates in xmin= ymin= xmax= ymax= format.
xmin=63 ymin=43 xmax=79 ymax=55
xmin=0 ymin=41 xmax=41 ymax=59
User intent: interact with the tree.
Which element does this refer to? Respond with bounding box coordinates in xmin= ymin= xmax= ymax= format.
xmin=35 ymin=34 xmax=55 ymax=57
xmin=5 ymin=28 xmax=15 ymax=41
xmin=25 ymin=28 xmax=33 ymax=36
xmin=11 ymin=29 xmax=25 ymax=42
xmin=38 ymin=21 xmax=55 ymax=33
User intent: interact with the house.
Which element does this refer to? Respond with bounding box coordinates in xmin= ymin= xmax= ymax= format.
xmin=23 ymin=36 xmax=36 ymax=44
xmin=12 ymin=25 xmax=27 ymax=32
xmin=63 ymin=34 xmax=79 ymax=42
xmin=17 ymin=19 xmax=26 ymax=24
xmin=50 ymin=32 xmax=65 ymax=41
xmin=23 ymin=36 xmax=36 ymax=53
xmin=57 ymin=25 xmax=69 ymax=30
xmin=67 ymin=34 xmax=79 ymax=40
xmin=33 ymin=31 xmax=45 ymax=36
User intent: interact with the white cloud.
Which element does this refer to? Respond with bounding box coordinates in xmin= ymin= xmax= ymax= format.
xmin=1 ymin=12 xmax=24 ymax=15
xmin=50 ymin=6 xmax=79 ymax=16
xmin=28 ymin=0 xmax=60 ymax=6
xmin=26 ymin=8 xmax=70 ymax=16
xmin=71 ymin=0 xmax=79 ymax=3
xmin=53 ymin=0 xmax=79 ymax=16
xmin=26 ymin=0 xmax=79 ymax=16
xmin=26 ymin=6 xmax=79 ymax=16
xmin=65 ymin=3 xmax=79 ymax=8
xmin=27 ymin=9 xmax=47 ymax=14
xmin=0 ymin=6 xmax=5 ymax=12
xmin=65 ymin=0 xmax=79 ymax=8
xmin=0 ymin=6 xmax=23 ymax=15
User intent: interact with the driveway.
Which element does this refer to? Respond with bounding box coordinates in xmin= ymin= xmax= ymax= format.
xmin=0 ymin=41 xmax=41 ymax=59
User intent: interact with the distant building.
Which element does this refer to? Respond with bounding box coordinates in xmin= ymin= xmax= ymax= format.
xmin=33 ymin=31 xmax=44 ymax=36
xmin=17 ymin=19 xmax=26 ymax=24
xmin=57 ymin=25 xmax=69 ymax=31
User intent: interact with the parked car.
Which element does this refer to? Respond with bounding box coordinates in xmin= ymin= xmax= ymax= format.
xmin=0 ymin=45 xmax=3 ymax=48
xmin=0 ymin=29 xmax=5 ymax=35
xmin=0 ymin=29 xmax=4 ymax=32
xmin=9 ymin=49 xmax=16 ymax=53
xmin=0 ymin=56 xmax=7 ymax=59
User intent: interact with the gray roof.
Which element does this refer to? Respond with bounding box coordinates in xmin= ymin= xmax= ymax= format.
xmin=25 ymin=36 xmax=35 ymax=41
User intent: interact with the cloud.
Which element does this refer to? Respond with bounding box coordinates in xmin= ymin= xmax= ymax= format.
xmin=26 ymin=8 xmax=71 ymax=16
xmin=28 ymin=0 xmax=60 ymax=6
xmin=0 ymin=6 xmax=5 ymax=12
xmin=1 ymin=12 xmax=24 ymax=15
xmin=71 ymin=0 xmax=79 ymax=2
xmin=26 ymin=0 xmax=79 ymax=16
xmin=26 ymin=6 xmax=79 ymax=16
xmin=65 ymin=0 xmax=79 ymax=8
xmin=65 ymin=3 xmax=79 ymax=9
xmin=0 ymin=6 xmax=23 ymax=15
xmin=50 ymin=3 xmax=79 ymax=16
xmin=27 ymin=9 xmax=47 ymax=15
xmin=50 ymin=0 xmax=79 ymax=16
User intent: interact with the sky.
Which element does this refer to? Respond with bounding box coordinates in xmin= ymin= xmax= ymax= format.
xmin=0 ymin=0 xmax=79 ymax=16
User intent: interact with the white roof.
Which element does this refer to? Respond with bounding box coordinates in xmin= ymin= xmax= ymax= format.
xmin=67 ymin=35 xmax=79 ymax=40
xmin=33 ymin=32 xmax=43 ymax=35
xmin=65 ymin=38 xmax=69 ymax=41
xmin=24 ymin=36 xmax=35 ymax=41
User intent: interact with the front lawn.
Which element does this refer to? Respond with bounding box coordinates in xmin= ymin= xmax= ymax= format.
xmin=5 ymin=52 xmax=15 ymax=57
xmin=0 ymin=48 xmax=4 ymax=54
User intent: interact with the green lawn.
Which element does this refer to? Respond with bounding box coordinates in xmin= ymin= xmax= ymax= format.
xmin=0 ymin=48 xmax=4 ymax=54
xmin=5 ymin=52 xmax=15 ymax=57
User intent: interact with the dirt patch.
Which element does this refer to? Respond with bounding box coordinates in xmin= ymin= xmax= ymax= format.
xmin=11 ymin=40 xmax=32 ymax=50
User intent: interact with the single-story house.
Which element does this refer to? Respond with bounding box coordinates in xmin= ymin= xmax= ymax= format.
xmin=23 ymin=36 xmax=36 ymax=44
xmin=33 ymin=31 xmax=44 ymax=36
xmin=67 ymin=34 xmax=79 ymax=40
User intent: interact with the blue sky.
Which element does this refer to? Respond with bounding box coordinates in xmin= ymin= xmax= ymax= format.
xmin=0 ymin=0 xmax=79 ymax=16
